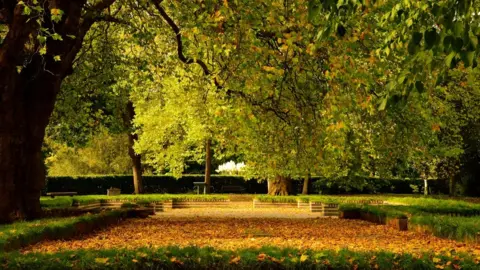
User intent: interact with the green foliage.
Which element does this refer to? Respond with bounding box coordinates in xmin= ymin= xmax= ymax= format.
xmin=44 ymin=130 xmax=131 ymax=176
xmin=1 ymin=246 xmax=478 ymax=269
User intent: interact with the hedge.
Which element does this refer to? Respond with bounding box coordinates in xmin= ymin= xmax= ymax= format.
xmin=44 ymin=175 xmax=450 ymax=196
xmin=311 ymin=176 xmax=449 ymax=195
xmin=44 ymin=175 xmax=267 ymax=195
xmin=1 ymin=246 xmax=477 ymax=269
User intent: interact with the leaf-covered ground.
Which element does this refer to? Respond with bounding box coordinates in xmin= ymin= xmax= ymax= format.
xmin=23 ymin=213 xmax=480 ymax=256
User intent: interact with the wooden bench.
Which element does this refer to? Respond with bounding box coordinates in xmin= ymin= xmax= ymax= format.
xmin=46 ymin=192 xmax=78 ymax=198
xmin=220 ymin=185 xmax=246 ymax=193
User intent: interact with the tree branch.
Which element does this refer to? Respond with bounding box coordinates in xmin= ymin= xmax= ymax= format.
xmin=150 ymin=0 xmax=211 ymax=77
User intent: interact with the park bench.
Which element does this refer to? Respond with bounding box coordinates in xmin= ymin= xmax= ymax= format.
xmin=46 ymin=192 xmax=77 ymax=198
xmin=220 ymin=185 xmax=246 ymax=193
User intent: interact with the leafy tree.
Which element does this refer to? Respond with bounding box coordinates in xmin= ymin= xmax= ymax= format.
xmin=44 ymin=129 xmax=131 ymax=176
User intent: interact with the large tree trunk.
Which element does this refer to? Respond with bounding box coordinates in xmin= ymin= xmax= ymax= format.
xmin=125 ymin=101 xmax=143 ymax=194
xmin=268 ymin=175 xmax=292 ymax=195
xmin=302 ymin=175 xmax=310 ymax=195
xmin=0 ymin=0 xmax=115 ymax=223
xmin=204 ymin=139 xmax=212 ymax=194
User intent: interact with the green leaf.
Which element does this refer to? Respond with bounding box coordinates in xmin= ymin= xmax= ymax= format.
xmin=452 ymin=38 xmax=463 ymax=52
xmin=412 ymin=32 xmax=422 ymax=45
xmin=443 ymin=35 xmax=453 ymax=48
xmin=378 ymin=96 xmax=388 ymax=111
xmin=22 ymin=5 xmax=31 ymax=15
xmin=460 ymin=51 xmax=475 ymax=67
xmin=39 ymin=47 xmax=47 ymax=55
xmin=445 ymin=51 xmax=456 ymax=68
xmin=454 ymin=21 xmax=463 ymax=37
xmin=469 ymin=35 xmax=478 ymax=50
xmin=424 ymin=29 xmax=437 ymax=49
xmin=37 ymin=35 xmax=47 ymax=44
xmin=307 ymin=0 xmax=320 ymax=21
xmin=54 ymin=55 xmax=61 ymax=62
xmin=51 ymin=33 xmax=63 ymax=41
xmin=415 ymin=81 xmax=425 ymax=92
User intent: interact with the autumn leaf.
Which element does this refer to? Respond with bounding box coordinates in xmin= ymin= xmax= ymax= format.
xmin=257 ymin=253 xmax=267 ymax=261
xmin=229 ymin=256 xmax=241 ymax=264
xmin=94 ymin=258 xmax=109 ymax=264
xmin=300 ymin=254 xmax=309 ymax=262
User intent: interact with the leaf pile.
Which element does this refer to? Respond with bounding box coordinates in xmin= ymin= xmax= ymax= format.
xmin=23 ymin=217 xmax=480 ymax=256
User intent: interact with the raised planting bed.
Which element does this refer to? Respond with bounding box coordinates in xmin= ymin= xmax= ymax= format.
xmin=339 ymin=205 xmax=408 ymax=231
xmin=310 ymin=202 xmax=339 ymax=216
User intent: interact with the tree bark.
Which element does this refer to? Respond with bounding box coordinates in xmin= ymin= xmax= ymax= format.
xmin=423 ymin=179 xmax=428 ymax=196
xmin=125 ymin=101 xmax=143 ymax=194
xmin=0 ymin=0 xmax=115 ymax=223
xmin=449 ymin=175 xmax=456 ymax=197
xmin=268 ymin=175 xmax=292 ymax=195
xmin=302 ymin=175 xmax=310 ymax=195
xmin=204 ymin=139 xmax=212 ymax=194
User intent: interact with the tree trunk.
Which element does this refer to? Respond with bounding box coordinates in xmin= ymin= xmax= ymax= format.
xmin=204 ymin=139 xmax=212 ymax=194
xmin=0 ymin=0 xmax=115 ymax=223
xmin=423 ymin=179 xmax=428 ymax=196
xmin=268 ymin=175 xmax=292 ymax=195
xmin=302 ymin=175 xmax=310 ymax=195
xmin=128 ymin=132 xmax=143 ymax=194
xmin=126 ymin=101 xmax=143 ymax=194
xmin=449 ymin=175 xmax=456 ymax=197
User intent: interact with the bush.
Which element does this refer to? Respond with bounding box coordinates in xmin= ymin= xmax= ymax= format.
xmin=311 ymin=176 xmax=449 ymax=195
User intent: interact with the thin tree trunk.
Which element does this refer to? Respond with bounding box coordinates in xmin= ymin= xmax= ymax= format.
xmin=204 ymin=139 xmax=212 ymax=194
xmin=268 ymin=175 xmax=292 ymax=195
xmin=424 ymin=179 xmax=428 ymax=196
xmin=449 ymin=175 xmax=456 ymax=197
xmin=125 ymin=101 xmax=143 ymax=194
xmin=128 ymin=133 xmax=143 ymax=194
xmin=302 ymin=174 xmax=310 ymax=195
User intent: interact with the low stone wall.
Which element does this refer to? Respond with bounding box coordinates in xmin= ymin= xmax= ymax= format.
xmin=252 ymin=200 xmax=298 ymax=208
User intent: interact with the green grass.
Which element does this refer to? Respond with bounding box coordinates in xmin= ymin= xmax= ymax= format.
xmin=0 ymin=210 xmax=130 ymax=252
xmin=409 ymin=215 xmax=480 ymax=242
xmin=0 ymin=246 xmax=477 ymax=269
xmin=40 ymin=197 xmax=74 ymax=208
